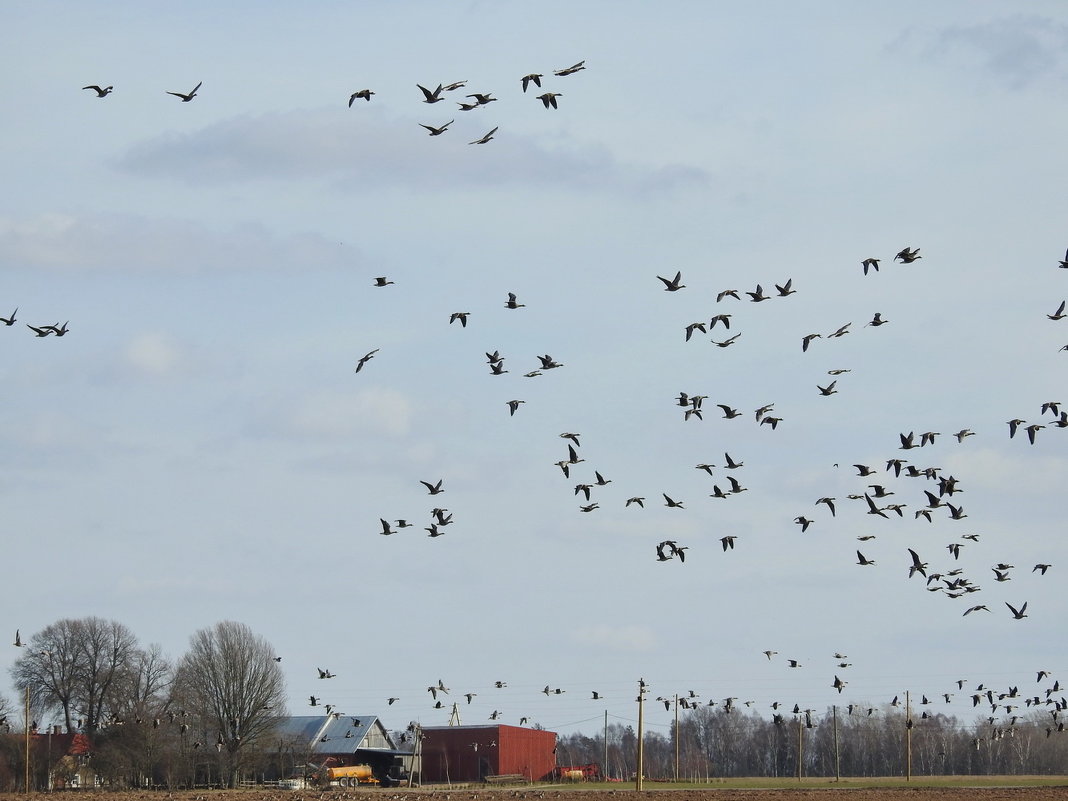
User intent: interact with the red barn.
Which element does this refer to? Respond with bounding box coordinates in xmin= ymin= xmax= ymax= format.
xmin=420 ymin=725 xmax=556 ymax=783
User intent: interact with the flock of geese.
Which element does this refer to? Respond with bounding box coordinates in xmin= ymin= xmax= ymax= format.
xmin=83 ymin=60 xmax=586 ymax=146
xmin=55 ymin=57 xmax=1064 ymax=742
xmin=335 ymin=238 xmax=1065 ymax=737
xmin=289 ymin=660 xmax=1066 ymax=744
xmin=0 ymin=308 xmax=69 ymax=337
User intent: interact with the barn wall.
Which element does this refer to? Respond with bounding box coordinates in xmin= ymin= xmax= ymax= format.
xmin=420 ymin=725 xmax=555 ymax=783
xmin=498 ymin=726 xmax=557 ymax=781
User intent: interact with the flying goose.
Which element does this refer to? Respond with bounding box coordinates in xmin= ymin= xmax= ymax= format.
xmin=417 ymin=83 xmax=445 ymax=103
xmin=774 ymin=279 xmax=796 ymax=296
xmin=82 ymin=84 xmax=113 ymax=97
xmin=348 ymin=89 xmax=374 ymax=105
xmin=469 ymin=126 xmax=498 ymax=145
xmin=684 ymin=322 xmax=707 ymax=341
xmin=420 ymin=479 xmax=444 ymax=495
xmin=166 ymin=81 xmax=202 ymax=102
xmin=658 ymin=271 xmax=685 ymax=291
xmin=354 ymin=349 xmax=379 ymax=373
xmin=420 ymin=119 xmax=454 ymax=136
xmin=746 ymin=284 xmax=769 ymax=302
xmin=554 ymin=60 xmax=586 ymax=76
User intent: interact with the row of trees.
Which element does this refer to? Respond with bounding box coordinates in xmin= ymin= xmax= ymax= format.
xmin=556 ymin=704 xmax=1068 ymax=780
xmin=2 ymin=618 xmax=287 ymax=790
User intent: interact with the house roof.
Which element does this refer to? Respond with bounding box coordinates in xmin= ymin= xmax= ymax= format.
xmin=29 ymin=732 xmax=92 ymax=757
xmin=275 ymin=715 xmax=396 ymax=754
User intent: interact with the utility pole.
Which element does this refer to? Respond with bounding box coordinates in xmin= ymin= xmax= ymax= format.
xmin=905 ymin=691 xmax=913 ymax=782
xmin=408 ymin=724 xmax=422 ymax=788
xmin=832 ymin=706 xmax=840 ymax=782
xmin=635 ymin=678 xmax=646 ymax=791
xmin=797 ymin=716 xmax=803 ymax=782
xmin=673 ymin=694 xmax=679 ymax=782
xmin=24 ymin=687 xmax=31 ymax=793
xmin=603 ymin=710 xmax=608 ymax=782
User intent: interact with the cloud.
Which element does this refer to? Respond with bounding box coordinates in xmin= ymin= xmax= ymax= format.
xmin=941 ymin=445 xmax=1067 ymax=495
xmin=936 ymin=16 xmax=1068 ymax=89
xmin=288 ymin=387 xmax=412 ymax=438
xmin=115 ymin=108 xmax=710 ymax=193
xmin=124 ymin=333 xmax=186 ymax=377
xmin=0 ymin=212 xmax=356 ymax=274
xmin=573 ymin=624 xmax=656 ymax=652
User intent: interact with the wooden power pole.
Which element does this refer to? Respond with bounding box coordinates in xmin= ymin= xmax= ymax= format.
xmin=673 ymin=694 xmax=679 ymax=782
xmin=905 ymin=691 xmax=913 ymax=782
xmin=24 ymin=686 xmax=31 ymax=793
xmin=635 ymin=678 xmax=645 ymax=791
xmin=833 ymin=705 xmax=840 ymax=782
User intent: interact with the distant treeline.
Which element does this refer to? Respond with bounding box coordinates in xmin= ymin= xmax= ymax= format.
xmin=556 ymin=706 xmax=1068 ymax=780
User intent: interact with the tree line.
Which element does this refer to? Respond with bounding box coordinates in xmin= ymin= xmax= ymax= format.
xmin=1 ymin=617 xmax=287 ymax=790
xmin=556 ymin=703 xmax=1068 ymax=781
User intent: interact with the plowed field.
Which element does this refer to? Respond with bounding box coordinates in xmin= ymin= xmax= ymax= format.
xmin=21 ymin=784 xmax=1068 ymax=801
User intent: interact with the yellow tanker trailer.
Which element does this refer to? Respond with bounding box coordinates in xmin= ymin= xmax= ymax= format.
xmin=318 ymin=764 xmax=379 ymax=787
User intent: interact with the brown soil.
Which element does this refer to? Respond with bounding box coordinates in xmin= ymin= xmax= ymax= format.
xmin=21 ymin=786 xmax=1068 ymax=801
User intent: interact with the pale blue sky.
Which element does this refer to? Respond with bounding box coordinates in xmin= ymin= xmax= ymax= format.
xmin=3 ymin=1 xmax=1067 ymax=737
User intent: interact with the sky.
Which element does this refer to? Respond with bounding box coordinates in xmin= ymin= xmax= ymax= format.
xmin=3 ymin=1 xmax=1067 ymax=741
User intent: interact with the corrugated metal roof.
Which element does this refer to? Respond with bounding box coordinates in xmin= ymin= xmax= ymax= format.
xmin=275 ymin=715 xmax=396 ymax=753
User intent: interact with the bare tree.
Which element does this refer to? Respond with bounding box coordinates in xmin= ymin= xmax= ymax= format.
xmin=0 ymin=691 xmax=13 ymax=730
xmin=9 ymin=617 xmax=138 ymax=733
xmin=173 ymin=621 xmax=286 ymax=787
xmin=91 ymin=643 xmax=176 ymax=787
xmin=78 ymin=617 xmax=139 ymax=731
